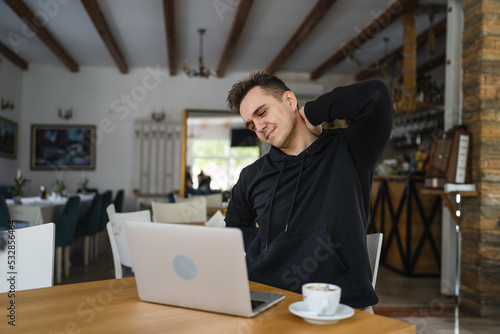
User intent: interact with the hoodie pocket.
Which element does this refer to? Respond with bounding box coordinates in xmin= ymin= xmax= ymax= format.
xmin=247 ymin=226 xmax=350 ymax=293
xmin=321 ymin=231 xmax=350 ymax=275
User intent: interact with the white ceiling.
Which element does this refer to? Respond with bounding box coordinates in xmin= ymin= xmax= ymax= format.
xmin=0 ymin=0 xmax=448 ymax=78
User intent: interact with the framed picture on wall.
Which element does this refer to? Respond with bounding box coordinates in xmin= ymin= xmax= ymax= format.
xmin=31 ymin=124 xmax=96 ymax=170
xmin=0 ymin=116 xmax=18 ymax=159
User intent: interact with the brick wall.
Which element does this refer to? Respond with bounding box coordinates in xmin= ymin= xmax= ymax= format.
xmin=460 ymin=0 xmax=500 ymax=317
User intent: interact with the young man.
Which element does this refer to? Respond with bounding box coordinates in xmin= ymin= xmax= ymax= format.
xmin=225 ymin=71 xmax=393 ymax=309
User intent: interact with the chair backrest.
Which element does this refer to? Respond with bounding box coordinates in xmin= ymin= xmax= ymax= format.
xmin=0 ymin=195 xmax=11 ymax=230
xmin=366 ymin=233 xmax=383 ymax=289
xmin=107 ymin=206 xmax=151 ymax=226
xmin=77 ymin=187 xmax=99 ymax=194
xmin=107 ymin=203 xmax=117 ymax=216
xmin=0 ymin=185 xmax=15 ymax=199
xmin=151 ymin=197 xmax=207 ymax=223
xmin=113 ymin=189 xmax=125 ymax=213
xmin=0 ymin=223 xmax=55 ymax=292
xmin=173 ymin=193 xmax=193 ymax=203
xmin=78 ymin=193 xmax=103 ymax=236
xmin=106 ymin=207 xmax=151 ymax=278
xmin=54 ymin=196 xmax=81 ymax=247
xmin=188 ymin=192 xmax=223 ymax=208
xmin=99 ymin=190 xmax=113 ymax=231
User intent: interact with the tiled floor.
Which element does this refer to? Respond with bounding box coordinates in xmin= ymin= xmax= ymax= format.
xmin=374 ymin=267 xmax=500 ymax=333
xmin=60 ymin=236 xmax=500 ymax=334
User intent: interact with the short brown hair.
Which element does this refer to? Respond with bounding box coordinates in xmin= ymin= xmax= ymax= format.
xmin=227 ymin=71 xmax=291 ymax=114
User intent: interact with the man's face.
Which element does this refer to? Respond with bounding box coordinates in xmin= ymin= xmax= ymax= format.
xmin=240 ymin=86 xmax=297 ymax=149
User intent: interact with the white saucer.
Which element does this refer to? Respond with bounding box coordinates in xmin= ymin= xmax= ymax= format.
xmin=288 ymin=301 xmax=355 ymax=325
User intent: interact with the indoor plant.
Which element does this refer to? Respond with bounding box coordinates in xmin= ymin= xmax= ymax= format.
xmin=12 ymin=172 xmax=30 ymax=204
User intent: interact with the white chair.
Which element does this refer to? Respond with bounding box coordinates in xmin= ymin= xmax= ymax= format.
xmin=151 ymin=197 xmax=207 ymax=224
xmin=173 ymin=193 xmax=194 ymax=203
xmin=366 ymin=233 xmax=383 ymax=289
xmin=106 ymin=203 xmax=117 ymax=216
xmin=106 ymin=204 xmax=151 ymax=279
xmin=54 ymin=196 xmax=81 ymax=284
xmin=0 ymin=223 xmax=55 ymax=292
xmin=188 ymin=192 xmax=223 ymax=208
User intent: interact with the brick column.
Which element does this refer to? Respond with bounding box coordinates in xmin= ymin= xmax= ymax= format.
xmin=460 ymin=0 xmax=500 ymax=317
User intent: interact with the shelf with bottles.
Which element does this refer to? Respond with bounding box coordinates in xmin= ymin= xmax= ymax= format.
xmin=392 ymin=74 xmax=444 ymax=114
xmin=391 ymin=107 xmax=444 ymax=149
xmin=417 ymin=74 xmax=444 ymax=105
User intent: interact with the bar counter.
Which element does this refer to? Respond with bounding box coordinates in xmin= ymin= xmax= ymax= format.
xmin=369 ymin=174 xmax=442 ymax=276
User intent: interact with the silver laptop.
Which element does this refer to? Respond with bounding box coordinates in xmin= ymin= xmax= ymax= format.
xmin=125 ymin=221 xmax=285 ymax=317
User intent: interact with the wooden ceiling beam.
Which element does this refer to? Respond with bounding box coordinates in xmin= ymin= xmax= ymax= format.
xmin=216 ymin=0 xmax=255 ymax=78
xmin=355 ymin=17 xmax=447 ymax=81
xmin=163 ymin=0 xmax=177 ymax=76
xmin=81 ymin=0 xmax=128 ymax=74
xmin=0 ymin=41 xmax=28 ymax=70
xmin=4 ymin=0 xmax=79 ymax=72
xmin=310 ymin=0 xmax=417 ymax=80
xmin=266 ymin=0 xmax=338 ymax=74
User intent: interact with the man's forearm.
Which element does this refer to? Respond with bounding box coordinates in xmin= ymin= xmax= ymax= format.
xmin=304 ymin=80 xmax=392 ymax=126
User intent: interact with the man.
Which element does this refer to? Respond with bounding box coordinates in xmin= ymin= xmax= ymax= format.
xmin=197 ymin=170 xmax=211 ymax=191
xmin=225 ymin=71 xmax=393 ymax=310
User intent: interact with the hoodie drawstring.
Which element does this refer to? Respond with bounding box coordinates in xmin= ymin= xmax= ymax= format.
xmin=265 ymin=150 xmax=308 ymax=252
xmin=265 ymin=156 xmax=287 ymax=252
xmin=285 ymin=150 xmax=307 ymax=232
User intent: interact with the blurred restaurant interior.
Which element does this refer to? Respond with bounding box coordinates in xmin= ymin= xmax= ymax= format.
xmin=0 ymin=0 xmax=499 ymax=332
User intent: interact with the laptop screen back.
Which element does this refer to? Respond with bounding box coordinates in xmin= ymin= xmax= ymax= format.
xmin=125 ymin=221 xmax=256 ymax=317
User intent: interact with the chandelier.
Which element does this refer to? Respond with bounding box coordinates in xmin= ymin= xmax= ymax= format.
xmin=184 ymin=28 xmax=213 ymax=78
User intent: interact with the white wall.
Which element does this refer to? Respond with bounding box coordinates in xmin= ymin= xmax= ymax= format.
xmin=1 ymin=62 xmax=348 ymax=210
xmin=17 ymin=64 xmax=252 ymax=210
xmin=0 ymin=58 xmax=24 ymax=185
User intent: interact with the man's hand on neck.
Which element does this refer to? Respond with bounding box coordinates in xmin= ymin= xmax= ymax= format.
xmin=299 ymin=106 xmax=322 ymax=137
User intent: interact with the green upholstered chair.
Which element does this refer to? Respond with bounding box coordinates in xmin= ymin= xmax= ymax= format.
xmin=113 ymin=189 xmax=124 ymax=213
xmin=0 ymin=195 xmax=10 ymax=231
xmin=95 ymin=190 xmax=112 ymax=257
xmin=54 ymin=196 xmax=80 ymax=284
xmin=99 ymin=190 xmax=113 ymax=232
xmin=77 ymin=193 xmax=103 ymax=266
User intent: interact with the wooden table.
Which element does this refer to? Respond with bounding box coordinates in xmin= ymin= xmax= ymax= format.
xmin=0 ymin=278 xmax=415 ymax=333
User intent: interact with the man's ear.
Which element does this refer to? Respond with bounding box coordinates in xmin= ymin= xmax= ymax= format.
xmin=283 ymin=91 xmax=298 ymax=111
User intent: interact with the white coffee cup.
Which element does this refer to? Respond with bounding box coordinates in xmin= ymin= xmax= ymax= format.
xmin=302 ymin=283 xmax=341 ymax=316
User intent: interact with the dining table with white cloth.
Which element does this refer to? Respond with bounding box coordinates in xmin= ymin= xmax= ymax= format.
xmin=6 ymin=193 xmax=95 ymax=226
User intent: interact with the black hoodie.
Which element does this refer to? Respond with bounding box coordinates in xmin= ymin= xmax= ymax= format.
xmin=225 ymin=80 xmax=393 ymax=308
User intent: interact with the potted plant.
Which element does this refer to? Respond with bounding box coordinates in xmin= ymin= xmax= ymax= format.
xmin=12 ymin=172 xmax=30 ymax=204
xmin=52 ymin=180 xmax=67 ymax=197
xmin=78 ymin=176 xmax=89 ymax=194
